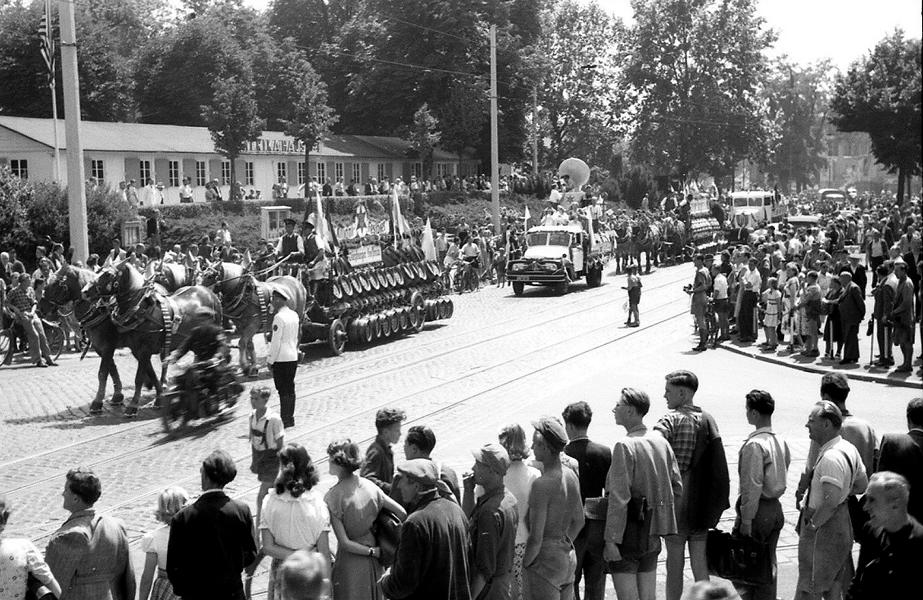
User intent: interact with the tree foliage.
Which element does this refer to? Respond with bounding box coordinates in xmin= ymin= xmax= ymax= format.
xmin=618 ymin=0 xmax=776 ymax=182
xmin=201 ymin=76 xmax=263 ymax=199
xmin=279 ymin=64 xmax=338 ymax=186
xmin=829 ymin=30 xmax=922 ymax=202
xmin=533 ymin=0 xmax=622 ymax=170
xmin=760 ymin=58 xmax=832 ymax=192
xmin=408 ymin=104 xmax=442 ymax=178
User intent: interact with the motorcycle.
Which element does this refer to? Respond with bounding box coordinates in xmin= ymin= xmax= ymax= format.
xmin=161 ymin=357 xmax=244 ymax=434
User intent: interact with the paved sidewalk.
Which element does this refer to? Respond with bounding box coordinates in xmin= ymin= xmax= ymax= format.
xmin=719 ymin=317 xmax=922 ymax=389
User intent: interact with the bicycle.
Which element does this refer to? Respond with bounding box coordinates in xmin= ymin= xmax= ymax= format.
xmin=0 ymin=317 xmax=65 ymax=367
xmin=455 ymin=259 xmax=480 ymax=293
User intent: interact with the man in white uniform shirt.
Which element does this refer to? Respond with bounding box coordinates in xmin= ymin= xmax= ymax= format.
xmin=267 ymin=288 xmax=300 ymax=428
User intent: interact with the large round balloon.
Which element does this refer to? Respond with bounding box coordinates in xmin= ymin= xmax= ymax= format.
xmin=557 ymin=157 xmax=590 ymax=189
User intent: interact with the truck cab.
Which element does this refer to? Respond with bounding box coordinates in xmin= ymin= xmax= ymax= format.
xmin=507 ymin=224 xmax=609 ymax=295
xmin=729 ymin=191 xmax=785 ymax=228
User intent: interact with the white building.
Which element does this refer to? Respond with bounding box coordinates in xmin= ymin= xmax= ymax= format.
xmin=0 ymin=116 xmax=479 ymax=204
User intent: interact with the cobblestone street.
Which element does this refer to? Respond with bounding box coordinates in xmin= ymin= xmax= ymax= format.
xmin=1 ymin=262 xmax=917 ymax=598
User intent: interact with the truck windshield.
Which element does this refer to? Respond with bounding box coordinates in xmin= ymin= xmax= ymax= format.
xmin=526 ymin=233 xmax=548 ymax=246
xmin=734 ymin=198 xmax=748 ymax=207
xmin=548 ymin=232 xmax=571 ymax=246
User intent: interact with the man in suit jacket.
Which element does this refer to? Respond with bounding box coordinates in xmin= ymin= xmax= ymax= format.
xmin=168 ymin=450 xmax=258 ymax=600
xmin=877 ymin=398 xmax=923 ymax=522
xmin=837 ymin=270 xmax=866 ymax=364
xmin=44 ymin=469 xmax=135 ymax=600
xmin=562 ymin=401 xmax=612 ymax=600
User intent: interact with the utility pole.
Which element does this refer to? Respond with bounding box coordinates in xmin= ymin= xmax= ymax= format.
xmin=532 ymin=86 xmax=539 ymax=174
xmin=489 ymin=24 xmax=500 ymax=235
xmin=58 ymin=0 xmax=89 ymax=263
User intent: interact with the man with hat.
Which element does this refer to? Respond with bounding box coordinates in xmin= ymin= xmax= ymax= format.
xmin=463 ymin=444 xmax=519 ymax=600
xmin=888 ymin=258 xmax=916 ymax=373
xmin=380 ymin=459 xmax=472 ymax=600
xmin=302 ymin=217 xmax=327 ymax=296
xmin=275 ymin=217 xmax=305 ymax=277
xmin=267 ymin=286 xmax=299 ymax=427
xmin=837 ymin=269 xmax=866 ymax=365
xmin=523 ymin=417 xmax=585 ymax=600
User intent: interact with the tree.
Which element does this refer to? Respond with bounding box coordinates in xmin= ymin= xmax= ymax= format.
xmin=532 ymin=0 xmax=622 ymax=169
xmin=279 ymin=66 xmax=338 ymax=193
xmin=201 ymin=76 xmax=263 ymax=201
xmin=761 ymin=59 xmax=832 ymax=192
xmin=829 ymin=30 xmax=922 ymax=203
xmin=618 ymin=0 xmax=776 ymax=183
xmin=408 ymin=104 xmax=441 ymax=178
xmin=267 ymin=0 xmax=360 ymax=61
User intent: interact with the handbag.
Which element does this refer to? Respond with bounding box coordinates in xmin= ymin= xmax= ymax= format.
xmin=618 ymin=496 xmax=652 ymax=558
xmin=705 ymin=528 xmax=773 ymax=585
xmin=371 ymin=506 xmax=403 ymax=567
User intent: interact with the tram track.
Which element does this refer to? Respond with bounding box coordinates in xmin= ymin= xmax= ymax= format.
xmin=19 ymin=294 xmax=692 ymax=543
xmin=0 ymin=267 xmax=691 ymax=476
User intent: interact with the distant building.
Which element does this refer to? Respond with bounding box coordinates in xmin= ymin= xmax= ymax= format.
xmin=0 ymin=117 xmax=480 ymax=204
xmin=819 ymin=129 xmax=906 ymax=194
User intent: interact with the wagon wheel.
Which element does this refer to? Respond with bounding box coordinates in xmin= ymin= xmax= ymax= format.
xmin=328 ymin=318 xmax=347 ymax=355
xmin=409 ymin=292 xmax=425 ymax=333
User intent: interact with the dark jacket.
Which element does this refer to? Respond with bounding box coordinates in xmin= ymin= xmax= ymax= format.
xmin=167 ymin=490 xmax=257 ymax=600
xmin=877 ymin=430 xmax=923 ymax=522
xmin=468 ymin=487 xmax=518 ymax=600
xmin=847 ymin=517 xmax=923 ymax=600
xmin=838 ymin=281 xmax=866 ymax=325
xmin=361 ymin=436 xmax=395 ymax=493
xmin=380 ymin=490 xmax=472 ymax=600
xmin=565 ymin=438 xmax=612 ymax=516
xmin=687 ymin=411 xmax=731 ymax=530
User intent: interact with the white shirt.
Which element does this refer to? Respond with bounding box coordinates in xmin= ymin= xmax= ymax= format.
xmin=503 ymin=460 xmax=541 ymax=544
xmin=746 ymin=267 xmax=762 ymax=291
xmin=140 ymin=524 xmax=171 ymax=569
xmin=268 ymin=305 xmax=299 ymax=364
xmin=808 ymin=436 xmax=867 ymax=510
xmin=788 ymin=238 xmax=803 ymax=257
xmin=259 ymin=489 xmax=330 ymax=551
xmin=713 ymin=273 xmax=728 ymax=299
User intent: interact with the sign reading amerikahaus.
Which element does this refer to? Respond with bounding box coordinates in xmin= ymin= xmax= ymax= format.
xmin=245 ymin=138 xmax=315 ymax=155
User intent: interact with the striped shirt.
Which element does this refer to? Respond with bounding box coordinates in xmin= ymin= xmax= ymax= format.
xmin=655 ymin=404 xmax=703 ymax=472
xmin=5 ymin=285 xmax=34 ymax=313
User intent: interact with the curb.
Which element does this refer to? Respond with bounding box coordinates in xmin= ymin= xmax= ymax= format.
xmin=718 ymin=342 xmax=922 ymax=389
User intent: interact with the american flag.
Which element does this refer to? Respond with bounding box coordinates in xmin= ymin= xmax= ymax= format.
xmin=37 ymin=3 xmax=55 ymax=88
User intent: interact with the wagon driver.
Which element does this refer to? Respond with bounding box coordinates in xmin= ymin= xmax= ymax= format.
xmin=302 ymin=217 xmax=327 ymax=297
xmin=275 ymin=217 xmax=304 ymax=277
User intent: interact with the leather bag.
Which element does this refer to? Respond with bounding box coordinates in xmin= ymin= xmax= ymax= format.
xmin=705 ymin=528 xmax=773 ymax=585
xmin=371 ymin=506 xmax=403 ymax=567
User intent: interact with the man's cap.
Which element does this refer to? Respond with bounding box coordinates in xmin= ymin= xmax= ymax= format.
xmin=272 ymin=287 xmax=291 ymax=300
xmin=532 ymin=416 xmax=568 ymax=451
xmin=892 ymin=257 xmax=908 ymax=268
xmin=283 ymin=217 xmax=297 ymax=225
xmin=472 ymin=443 xmax=511 ymax=476
xmin=396 ymin=459 xmax=438 ymax=486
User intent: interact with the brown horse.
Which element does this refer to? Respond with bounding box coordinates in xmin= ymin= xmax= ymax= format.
xmin=199 ymin=261 xmax=306 ymax=376
xmin=44 ymin=265 xmax=128 ymax=413
xmin=146 ymin=261 xmax=198 ymax=293
xmin=93 ymin=261 xmax=223 ymax=416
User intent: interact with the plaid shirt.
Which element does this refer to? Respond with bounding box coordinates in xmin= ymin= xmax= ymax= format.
xmin=654 ymin=405 xmax=703 ymax=472
xmin=5 ymin=284 xmax=34 ymax=313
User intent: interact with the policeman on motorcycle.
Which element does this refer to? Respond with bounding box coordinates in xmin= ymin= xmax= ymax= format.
xmin=165 ymin=308 xmax=236 ymax=416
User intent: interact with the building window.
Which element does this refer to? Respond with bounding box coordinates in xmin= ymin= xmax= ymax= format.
xmin=221 ymin=161 xmax=231 ymax=185
xmin=140 ymin=160 xmax=152 ymax=184
xmin=195 ymin=161 xmax=207 ymax=186
xmin=412 ymin=162 xmax=423 ymax=179
xmin=168 ymin=160 xmax=180 ymax=187
xmin=91 ymin=159 xmax=104 ymax=182
xmin=316 ymin=162 xmax=326 ymax=184
xmin=335 ymin=162 xmax=344 ymax=181
xmin=352 ymin=163 xmax=361 ymax=183
xmin=245 ymin=162 xmax=254 ymax=186
xmin=276 ymin=162 xmax=287 ymax=183
xmin=377 ymin=163 xmax=386 ymax=182
xmin=10 ymin=159 xmax=28 ymax=179
xmin=298 ymin=162 xmax=306 ymax=185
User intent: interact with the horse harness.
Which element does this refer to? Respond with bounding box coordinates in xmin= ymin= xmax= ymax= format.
xmin=110 ymin=288 xmax=180 ymax=355
xmin=222 ymin=275 xmax=272 ymax=333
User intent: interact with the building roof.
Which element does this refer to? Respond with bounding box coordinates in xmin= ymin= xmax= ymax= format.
xmin=0 ymin=116 xmax=469 ymax=161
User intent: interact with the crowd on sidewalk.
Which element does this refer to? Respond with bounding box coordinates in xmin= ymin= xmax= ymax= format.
xmin=2 ymin=370 xmax=920 ymax=600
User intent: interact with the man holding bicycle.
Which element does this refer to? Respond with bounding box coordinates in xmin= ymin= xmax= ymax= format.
xmin=4 ymin=273 xmax=56 ymax=367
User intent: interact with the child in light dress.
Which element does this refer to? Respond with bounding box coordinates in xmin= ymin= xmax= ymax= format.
xmin=138 ymin=487 xmax=188 ymax=600
xmin=760 ymin=277 xmax=782 ymax=350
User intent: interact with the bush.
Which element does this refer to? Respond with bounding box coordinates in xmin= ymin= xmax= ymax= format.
xmin=0 ymin=169 xmax=133 ymax=269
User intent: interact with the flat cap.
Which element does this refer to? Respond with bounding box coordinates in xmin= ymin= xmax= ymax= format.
xmin=472 ymin=443 xmax=511 ymax=476
xmin=532 ymin=416 xmax=568 ymax=451
xmin=283 ymin=217 xmax=297 ymax=225
xmin=396 ymin=458 xmax=438 ymax=486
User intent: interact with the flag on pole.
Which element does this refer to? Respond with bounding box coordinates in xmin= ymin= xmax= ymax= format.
xmin=524 ymin=205 xmax=531 ymax=226
xmin=37 ymin=2 xmax=55 ymax=88
xmin=390 ymin=188 xmax=410 ymax=248
xmin=315 ymin=191 xmax=328 ymax=251
xmin=421 ymin=218 xmax=437 ymax=261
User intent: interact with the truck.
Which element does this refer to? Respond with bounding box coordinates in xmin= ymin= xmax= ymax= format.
xmin=506 ymin=224 xmax=611 ymax=296
xmin=728 ymin=190 xmax=786 ymax=229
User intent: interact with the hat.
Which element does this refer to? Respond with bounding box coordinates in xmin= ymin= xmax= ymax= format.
xmin=283 ymin=217 xmax=297 ymax=226
xmin=532 ymin=416 xmax=568 ymax=451
xmin=272 ymin=287 xmax=291 ymax=300
xmin=892 ymin=257 xmax=908 ymax=268
xmin=396 ymin=459 xmax=439 ymax=486
xmin=472 ymin=443 xmax=511 ymax=476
